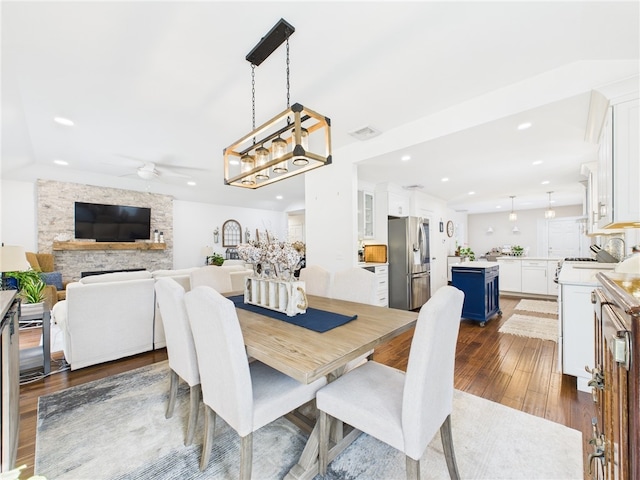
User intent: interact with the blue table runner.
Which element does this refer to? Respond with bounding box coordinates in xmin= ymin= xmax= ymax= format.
xmin=229 ymin=295 xmax=357 ymax=333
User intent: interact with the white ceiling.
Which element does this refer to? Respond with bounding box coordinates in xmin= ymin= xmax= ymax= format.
xmin=2 ymin=1 xmax=638 ymax=214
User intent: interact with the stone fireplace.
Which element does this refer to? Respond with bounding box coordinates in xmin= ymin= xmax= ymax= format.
xmin=37 ymin=180 xmax=173 ymax=283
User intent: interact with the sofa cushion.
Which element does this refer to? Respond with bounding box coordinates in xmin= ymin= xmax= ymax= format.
xmin=221 ymin=265 xmax=247 ymax=273
xmin=151 ymin=268 xmax=199 ymax=278
xmin=40 ymin=271 xmax=64 ymax=290
xmin=80 ymin=271 xmax=152 ymax=284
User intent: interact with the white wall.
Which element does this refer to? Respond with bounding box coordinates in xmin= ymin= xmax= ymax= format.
xmin=467 ymin=205 xmax=583 ymax=258
xmin=1 ymin=179 xmax=288 ymax=272
xmin=1 ymin=180 xmax=37 ymax=250
xmin=305 ymin=160 xmax=358 ymax=272
xmin=173 ymin=200 xmax=287 ymax=269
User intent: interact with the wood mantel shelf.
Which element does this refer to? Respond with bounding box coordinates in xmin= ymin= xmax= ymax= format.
xmin=53 ymin=241 xmax=166 ymax=251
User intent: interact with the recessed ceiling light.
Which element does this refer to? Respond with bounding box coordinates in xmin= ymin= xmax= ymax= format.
xmin=187 ymin=181 xmax=196 ymax=186
xmin=441 ymin=177 xmax=449 ymax=182
xmin=532 ymin=160 xmax=543 ymax=165
xmin=496 ymin=205 xmax=502 ymax=209
xmin=468 ymin=191 xmax=475 ymax=195
xmin=517 ymin=122 xmax=532 ymax=130
xmin=276 ymin=195 xmax=283 ymax=200
xmin=541 ymin=180 xmax=550 ymax=185
xmin=401 ymin=155 xmax=411 ymax=162
xmin=54 ymin=116 xmax=74 ymax=126
xmin=53 ymin=159 xmax=68 ymax=166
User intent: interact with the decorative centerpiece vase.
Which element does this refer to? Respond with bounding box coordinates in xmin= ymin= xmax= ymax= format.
xmin=237 ymin=234 xmax=307 ymax=316
xmin=244 ymin=277 xmax=308 ymax=316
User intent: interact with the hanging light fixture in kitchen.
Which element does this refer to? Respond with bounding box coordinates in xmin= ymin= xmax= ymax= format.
xmin=509 ymin=195 xmax=517 ymax=221
xmin=223 ymin=18 xmax=332 ymax=189
xmin=544 ymin=191 xmax=556 ymax=219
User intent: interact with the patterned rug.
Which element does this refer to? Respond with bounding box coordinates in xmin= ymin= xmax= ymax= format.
xmin=499 ymin=314 xmax=558 ymax=342
xmin=515 ymin=299 xmax=558 ymax=315
xmin=36 ymin=361 xmax=582 ymax=479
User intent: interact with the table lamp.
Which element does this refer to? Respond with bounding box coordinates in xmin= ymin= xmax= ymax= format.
xmin=0 ymin=245 xmax=29 ymax=290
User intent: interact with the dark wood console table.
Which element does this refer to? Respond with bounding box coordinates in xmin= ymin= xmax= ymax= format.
xmin=0 ymin=291 xmax=20 ymax=471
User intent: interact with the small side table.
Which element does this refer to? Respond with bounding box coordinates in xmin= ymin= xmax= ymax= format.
xmin=18 ymin=304 xmax=51 ymax=375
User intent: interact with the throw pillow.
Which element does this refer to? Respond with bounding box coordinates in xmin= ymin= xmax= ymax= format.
xmin=40 ymin=271 xmax=64 ymax=290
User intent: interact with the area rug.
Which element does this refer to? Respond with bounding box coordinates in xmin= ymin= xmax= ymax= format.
xmin=515 ymin=299 xmax=558 ymax=315
xmin=36 ymin=361 xmax=582 ymax=479
xmin=499 ymin=314 xmax=558 ymax=342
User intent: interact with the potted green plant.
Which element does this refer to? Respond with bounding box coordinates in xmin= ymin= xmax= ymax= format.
xmin=206 ymin=253 xmax=225 ymax=266
xmin=459 ymin=247 xmax=475 ymax=261
xmin=6 ymin=270 xmax=46 ymax=312
xmin=511 ymin=245 xmax=524 ymax=256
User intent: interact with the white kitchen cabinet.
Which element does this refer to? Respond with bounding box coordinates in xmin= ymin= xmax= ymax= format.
xmin=521 ymin=260 xmax=548 ymax=295
xmin=357 ymin=190 xmax=374 ymax=239
xmin=597 ymin=97 xmax=640 ymax=229
xmin=362 ymin=264 xmax=388 ymax=307
xmin=583 ymin=162 xmax=601 ymax=235
xmin=373 ymin=264 xmax=388 ymax=307
xmin=547 ymin=260 xmax=559 ymax=296
xmin=560 ymin=283 xmax=595 ymax=392
xmin=388 ymin=192 xmax=409 ymax=217
xmin=497 ymin=258 xmax=522 ymax=293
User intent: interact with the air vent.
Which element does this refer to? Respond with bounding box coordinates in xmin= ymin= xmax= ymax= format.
xmin=402 ymin=184 xmax=424 ymax=190
xmin=348 ymin=125 xmax=381 ymax=140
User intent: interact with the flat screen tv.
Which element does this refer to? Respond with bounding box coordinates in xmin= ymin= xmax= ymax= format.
xmin=74 ymin=202 xmax=151 ymax=242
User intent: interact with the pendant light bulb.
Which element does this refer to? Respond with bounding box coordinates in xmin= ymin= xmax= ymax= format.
xmin=271 ymin=137 xmax=288 ymax=174
xmin=240 ymin=154 xmax=256 ymax=185
xmin=292 ymin=127 xmax=310 ymax=166
xmin=509 ymin=195 xmax=517 ymax=221
xmin=255 ymin=146 xmax=270 ymax=180
xmin=545 ymin=191 xmax=556 ymax=219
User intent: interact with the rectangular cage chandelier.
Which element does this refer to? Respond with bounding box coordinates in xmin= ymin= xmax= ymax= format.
xmin=223 ymin=18 xmax=332 ymax=189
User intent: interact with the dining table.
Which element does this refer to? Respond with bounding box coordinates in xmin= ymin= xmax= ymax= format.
xmin=234 ymin=293 xmax=419 ymax=480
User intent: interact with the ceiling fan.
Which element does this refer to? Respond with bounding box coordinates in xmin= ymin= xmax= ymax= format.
xmin=110 ymin=155 xmax=209 ymax=181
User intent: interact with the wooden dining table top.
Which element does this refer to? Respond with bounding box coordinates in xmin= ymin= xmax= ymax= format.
xmin=235 ymin=294 xmax=418 ymax=384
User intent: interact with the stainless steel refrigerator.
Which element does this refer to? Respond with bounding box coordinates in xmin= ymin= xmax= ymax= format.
xmin=388 ymin=216 xmax=431 ymax=310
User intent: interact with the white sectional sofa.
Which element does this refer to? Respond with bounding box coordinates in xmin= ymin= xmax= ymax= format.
xmin=52 ymin=271 xmax=156 ymax=370
xmin=52 ymin=265 xmax=253 ymax=370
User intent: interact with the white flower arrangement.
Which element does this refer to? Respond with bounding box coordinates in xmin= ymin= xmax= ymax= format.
xmin=237 ymin=234 xmax=303 ymax=281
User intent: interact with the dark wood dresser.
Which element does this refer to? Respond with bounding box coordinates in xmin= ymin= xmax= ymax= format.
xmin=589 ymin=272 xmax=640 ymax=480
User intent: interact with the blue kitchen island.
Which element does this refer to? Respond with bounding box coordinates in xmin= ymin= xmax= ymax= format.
xmin=451 ymin=261 xmax=501 ymax=327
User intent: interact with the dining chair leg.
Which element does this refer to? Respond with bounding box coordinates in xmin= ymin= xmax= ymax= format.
xmin=239 ymin=433 xmax=253 ymax=480
xmin=166 ymin=369 xmax=179 ymax=419
xmin=318 ymin=410 xmax=330 ymax=475
xmin=405 ymin=456 xmax=420 ymax=480
xmin=440 ymin=414 xmax=460 ymax=480
xmin=199 ymin=405 xmax=216 ymax=471
xmin=185 ymin=384 xmax=201 ymax=445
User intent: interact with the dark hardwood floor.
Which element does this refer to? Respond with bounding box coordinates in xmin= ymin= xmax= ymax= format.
xmin=17 ymin=295 xmax=592 ymax=478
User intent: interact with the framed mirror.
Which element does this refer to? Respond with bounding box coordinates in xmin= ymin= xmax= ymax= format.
xmin=222 ymin=219 xmax=242 ymax=247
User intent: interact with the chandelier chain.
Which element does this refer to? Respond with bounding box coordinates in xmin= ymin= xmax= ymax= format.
xmin=251 ymin=64 xmax=256 ymax=130
xmin=286 ymin=37 xmax=290 ymax=109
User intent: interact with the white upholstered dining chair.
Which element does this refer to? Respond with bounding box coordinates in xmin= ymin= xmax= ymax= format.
xmin=331 ymin=267 xmax=378 ymax=305
xmin=317 ymin=285 xmax=465 ymax=480
xmin=154 ymin=277 xmax=201 ymax=445
xmin=183 ymin=286 xmax=328 ymax=479
xmin=330 ymin=267 xmax=379 ymax=370
xmin=190 ymin=265 xmax=233 ymax=293
xmin=299 ymin=265 xmax=332 ymax=297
